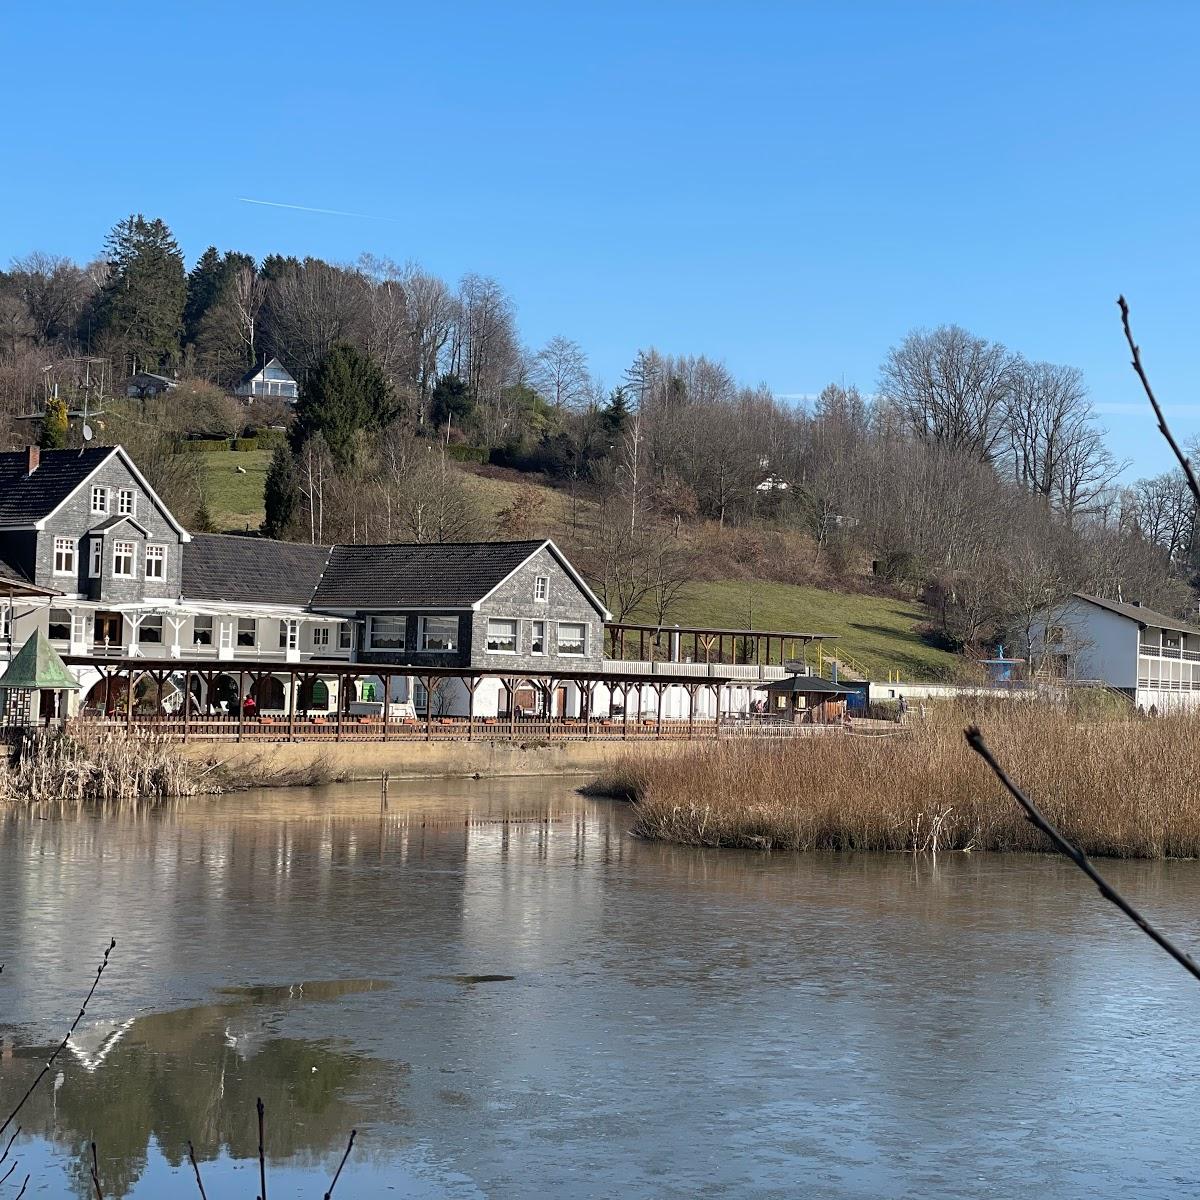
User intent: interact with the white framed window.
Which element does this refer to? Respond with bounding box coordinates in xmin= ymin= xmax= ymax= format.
xmin=338 ymin=622 xmax=353 ymax=650
xmin=112 ymin=541 xmax=135 ymax=578
xmin=557 ymin=621 xmax=587 ymax=656
xmin=531 ymin=619 xmax=545 ymax=655
xmin=534 ymin=575 xmax=550 ymax=603
xmin=370 ymin=617 xmax=406 ymax=650
xmin=48 ymin=608 xmax=71 ymax=641
xmin=237 ymin=617 xmax=256 ymax=647
xmin=0 ymin=603 xmax=10 ymax=641
xmin=139 ymin=615 xmax=163 ymax=644
xmin=486 ymin=618 xmax=518 ymax=654
xmin=193 ymin=615 xmax=213 ymax=646
xmin=145 ymin=544 xmax=166 ymax=580
xmin=117 ymin=489 xmax=136 ymax=516
xmin=419 ymin=615 xmax=457 ymax=652
xmin=89 ymin=539 xmax=102 ymax=579
xmin=90 ymin=486 xmax=109 ymax=515
xmin=53 ymin=537 xmax=75 ymax=575
xmin=312 ymin=626 xmax=330 ymax=648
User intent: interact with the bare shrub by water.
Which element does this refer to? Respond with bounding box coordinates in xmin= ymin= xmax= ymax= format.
xmin=601 ymin=704 xmax=1200 ymax=859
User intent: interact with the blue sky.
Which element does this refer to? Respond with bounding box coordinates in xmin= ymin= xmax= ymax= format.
xmin=3 ymin=1 xmax=1197 ymax=477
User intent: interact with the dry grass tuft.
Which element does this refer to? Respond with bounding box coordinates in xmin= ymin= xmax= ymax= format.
xmin=594 ymin=703 xmax=1200 ymax=859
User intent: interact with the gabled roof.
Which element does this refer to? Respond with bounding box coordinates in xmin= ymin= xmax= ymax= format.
xmin=0 ymin=445 xmax=191 ymax=540
xmin=0 ymin=447 xmax=114 ymax=526
xmin=182 ymin=533 xmax=334 ymax=606
xmin=313 ymin=540 xmax=551 ymax=609
xmin=0 ymin=629 xmax=80 ymax=691
xmin=238 ymin=356 xmax=296 ymax=385
xmin=90 ymin=514 xmax=150 ymax=536
xmin=757 ymin=675 xmax=861 ymax=695
xmin=1072 ymin=593 xmax=1200 ymax=637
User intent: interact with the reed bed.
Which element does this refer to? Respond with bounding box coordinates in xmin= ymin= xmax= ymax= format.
xmin=597 ymin=704 xmax=1200 ymax=859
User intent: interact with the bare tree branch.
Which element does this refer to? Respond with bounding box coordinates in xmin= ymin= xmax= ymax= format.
xmin=1118 ymin=295 xmax=1200 ymax=507
xmin=322 ymin=1129 xmax=357 ymax=1199
xmin=965 ymin=726 xmax=1200 ymax=983
xmin=186 ymin=1140 xmax=208 ymax=1200
xmin=256 ymin=1097 xmax=267 ymax=1200
xmin=0 ymin=938 xmax=116 ymax=1138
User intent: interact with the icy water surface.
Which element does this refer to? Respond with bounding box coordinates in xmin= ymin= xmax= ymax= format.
xmin=2 ymin=777 xmax=1200 ymax=1197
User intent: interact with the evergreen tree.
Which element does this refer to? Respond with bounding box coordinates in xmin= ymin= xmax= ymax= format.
xmin=39 ymin=394 xmax=68 ymax=448
xmin=184 ymin=246 xmax=225 ymax=344
xmin=292 ymin=343 xmax=395 ymax=465
xmin=95 ymin=214 xmax=186 ymax=375
xmin=601 ymin=387 xmax=630 ymax=445
xmin=430 ymin=373 xmax=474 ymax=428
xmin=262 ymin=443 xmax=298 ymax=538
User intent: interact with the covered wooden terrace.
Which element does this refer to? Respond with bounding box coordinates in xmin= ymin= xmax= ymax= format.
xmin=63 ymin=654 xmax=773 ymax=744
xmin=605 ymin=622 xmax=837 ymax=667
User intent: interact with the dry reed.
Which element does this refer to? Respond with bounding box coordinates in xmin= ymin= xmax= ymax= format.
xmin=598 ymin=703 xmax=1200 ymax=859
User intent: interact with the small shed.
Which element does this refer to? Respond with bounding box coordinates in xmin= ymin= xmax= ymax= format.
xmin=757 ymin=675 xmax=862 ymax=724
xmin=0 ymin=629 xmax=80 ymax=727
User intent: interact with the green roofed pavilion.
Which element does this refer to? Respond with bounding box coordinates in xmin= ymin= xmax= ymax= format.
xmin=0 ymin=629 xmax=81 ymax=692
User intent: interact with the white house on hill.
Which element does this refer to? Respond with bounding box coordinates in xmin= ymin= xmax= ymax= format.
xmin=1030 ymin=592 xmax=1200 ymax=713
xmin=234 ymin=357 xmax=298 ymax=402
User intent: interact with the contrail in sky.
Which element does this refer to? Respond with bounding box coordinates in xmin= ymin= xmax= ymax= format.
xmin=238 ymin=197 xmax=395 ymax=221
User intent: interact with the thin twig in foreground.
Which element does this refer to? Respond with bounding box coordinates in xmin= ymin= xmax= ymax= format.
xmin=323 ymin=1129 xmax=357 ymax=1200
xmin=13 ymin=1174 xmax=28 ymax=1200
xmin=965 ymin=726 xmax=1200 ymax=983
xmin=89 ymin=1141 xmax=102 ymax=1200
xmin=256 ymin=1097 xmax=267 ymax=1200
xmin=1118 ymin=295 xmax=1200 ymax=506
xmin=0 ymin=1126 xmax=19 ymax=1167
xmin=0 ymin=1160 xmax=17 ymax=1188
xmin=186 ymin=1140 xmax=208 ymax=1200
xmin=0 ymin=939 xmax=116 ymax=1139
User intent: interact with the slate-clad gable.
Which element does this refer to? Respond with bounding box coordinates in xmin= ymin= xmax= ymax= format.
xmin=313 ymin=541 xmax=548 ymax=609
xmin=0 ymin=447 xmax=113 ymax=525
xmin=182 ymin=533 xmax=334 ymax=605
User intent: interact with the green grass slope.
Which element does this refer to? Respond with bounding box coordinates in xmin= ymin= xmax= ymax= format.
xmin=197 ymin=449 xmax=273 ymax=532
xmin=656 ymin=581 xmax=958 ymax=682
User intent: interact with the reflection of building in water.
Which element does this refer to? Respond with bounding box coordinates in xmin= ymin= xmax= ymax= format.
xmin=3 ymin=980 xmax=395 ymax=1199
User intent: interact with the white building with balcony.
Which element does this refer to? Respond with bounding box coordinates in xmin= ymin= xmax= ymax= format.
xmin=1030 ymin=592 xmax=1200 ymax=713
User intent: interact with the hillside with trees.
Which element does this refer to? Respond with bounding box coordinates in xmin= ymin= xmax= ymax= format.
xmin=1 ymin=212 xmax=1196 ymax=675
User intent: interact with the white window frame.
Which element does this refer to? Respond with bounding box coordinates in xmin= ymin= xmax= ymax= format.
xmin=90 ymin=486 xmax=109 ymax=515
xmin=485 ymin=617 xmax=519 ymax=654
xmin=192 ymin=615 xmax=214 ymax=646
xmin=48 ymin=608 xmax=72 ymax=641
xmin=89 ymin=538 xmax=103 ymax=579
xmin=144 ymin=543 xmax=167 ymax=581
xmin=531 ymin=619 xmax=546 ymax=655
xmin=369 ymin=616 xmax=406 ymax=651
xmin=237 ymin=617 xmax=257 ymax=647
xmin=0 ymin=602 xmax=10 ymax=641
xmin=117 ymin=489 xmax=137 ymax=517
xmin=534 ymin=575 xmax=550 ymax=603
xmin=311 ymin=626 xmax=330 ymax=649
xmin=53 ymin=537 xmax=75 ymax=576
xmin=112 ymin=541 xmax=135 ymax=578
xmin=418 ymin=615 xmax=458 ymax=653
xmin=557 ymin=621 xmax=587 ymax=657
xmin=140 ymin=614 xmax=164 ymax=644
xmin=338 ymin=622 xmax=353 ymax=651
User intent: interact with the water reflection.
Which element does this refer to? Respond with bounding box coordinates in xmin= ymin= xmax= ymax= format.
xmin=2 ymin=778 xmax=1200 ymax=1198
xmin=1 ymin=979 xmax=393 ymax=1198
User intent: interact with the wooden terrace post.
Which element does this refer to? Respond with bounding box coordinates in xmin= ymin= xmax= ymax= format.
xmin=622 ymin=685 xmax=629 ymax=741
xmin=687 ymin=683 xmax=697 ymax=740
xmin=467 ymin=675 xmax=477 ymax=740
xmin=287 ymin=671 xmax=297 ymax=742
xmin=336 ymin=670 xmax=345 ymax=742
xmin=714 ymin=683 xmax=722 ymax=739
xmin=237 ymin=669 xmax=246 ymax=742
xmin=424 ymin=674 xmax=434 ymax=741
xmin=584 ymin=682 xmax=593 ymax=741
xmin=125 ymin=670 xmax=133 ymax=731
xmin=182 ymin=668 xmax=191 ymax=743
xmin=507 ymin=678 xmax=517 ymax=741
xmin=382 ymin=673 xmax=392 ymax=742
xmin=655 ymin=682 xmax=664 ymax=739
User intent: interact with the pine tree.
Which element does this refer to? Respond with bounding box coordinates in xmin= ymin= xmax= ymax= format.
xmin=95 ymin=214 xmax=187 ymax=375
xmin=39 ymin=394 xmax=68 ymax=448
xmin=262 ymin=443 xmax=298 ymax=538
xmin=430 ymin=373 xmax=473 ymax=428
xmin=184 ymin=246 xmax=225 ymax=344
xmin=292 ymin=343 xmax=395 ymax=465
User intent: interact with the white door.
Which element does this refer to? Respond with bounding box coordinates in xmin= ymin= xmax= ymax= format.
xmin=285 ymin=620 xmax=300 ymax=664
xmin=69 ymin=613 xmax=88 ymax=656
xmin=218 ymin=620 xmax=234 ymax=660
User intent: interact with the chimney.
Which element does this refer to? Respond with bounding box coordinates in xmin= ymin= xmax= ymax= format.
xmin=26 ymin=445 xmax=40 ymax=475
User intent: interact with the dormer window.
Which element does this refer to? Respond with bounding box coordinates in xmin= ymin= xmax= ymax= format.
xmin=534 ymin=575 xmax=550 ymax=603
xmin=117 ymin=489 xmax=136 ymax=516
xmin=91 ymin=486 xmax=109 ymax=515
xmin=145 ymin=544 xmax=166 ymax=580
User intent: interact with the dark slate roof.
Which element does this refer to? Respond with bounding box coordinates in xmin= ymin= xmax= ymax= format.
xmin=182 ymin=533 xmax=333 ymax=605
xmin=313 ymin=540 xmax=547 ymax=609
xmin=0 ymin=552 xmax=54 ymax=596
xmin=0 ymin=447 xmax=114 ymax=526
xmin=1073 ymin=592 xmax=1200 ymax=637
xmin=758 ymin=675 xmax=862 ymax=695
xmin=91 ymin=514 xmax=149 ymax=534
